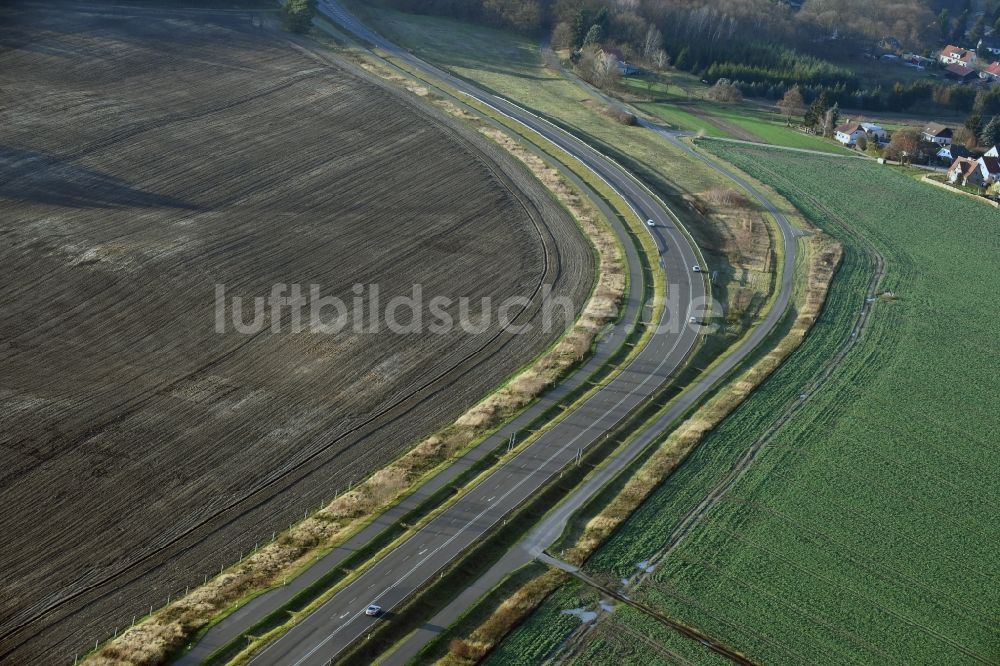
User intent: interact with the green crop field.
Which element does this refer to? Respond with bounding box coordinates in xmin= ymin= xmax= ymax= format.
xmin=496 ymin=146 xmax=999 ymax=664
xmin=483 ymin=584 xmax=589 ymax=666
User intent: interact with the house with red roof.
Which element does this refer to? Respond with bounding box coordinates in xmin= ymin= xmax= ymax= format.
xmin=982 ymin=62 xmax=1000 ymax=82
xmin=939 ymin=45 xmax=977 ymax=67
xmin=948 ymin=157 xmax=979 ymax=186
xmin=948 ymin=156 xmax=1000 ymax=187
xmin=945 ymin=63 xmax=979 ymax=82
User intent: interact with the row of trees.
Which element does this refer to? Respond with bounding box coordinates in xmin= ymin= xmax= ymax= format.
xmin=373 ymin=0 xmax=1000 ymax=116
xmin=775 ymin=85 xmax=1000 ymax=162
xmin=937 ymin=1 xmax=1000 ymax=46
xmin=375 ymin=0 xmax=935 ymax=92
xmin=956 ymin=113 xmax=1000 ymax=148
xmin=725 ymin=77 xmax=1000 ymax=117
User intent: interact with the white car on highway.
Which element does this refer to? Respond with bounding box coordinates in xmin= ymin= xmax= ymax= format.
xmin=365 ymin=604 xmax=382 ymax=617
xmin=646 ymin=219 xmax=655 ymax=227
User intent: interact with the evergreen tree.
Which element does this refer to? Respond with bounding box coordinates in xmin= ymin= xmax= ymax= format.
xmin=582 ymin=24 xmax=602 ymax=48
xmin=965 ymin=113 xmax=983 ymax=138
xmin=970 ymin=16 xmax=986 ymax=45
xmin=804 ymin=92 xmax=829 ymax=130
xmin=952 ymin=9 xmax=970 ymax=43
xmin=980 ymin=116 xmax=1000 ymax=148
xmin=938 ymin=9 xmax=950 ymax=38
xmin=674 ymin=46 xmax=691 ymax=71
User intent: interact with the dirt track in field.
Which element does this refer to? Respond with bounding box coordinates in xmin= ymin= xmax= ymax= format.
xmin=0 ymin=3 xmax=594 ymax=662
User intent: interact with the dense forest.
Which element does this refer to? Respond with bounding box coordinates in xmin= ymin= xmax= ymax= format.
xmin=374 ymin=0 xmax=1000 ymax=114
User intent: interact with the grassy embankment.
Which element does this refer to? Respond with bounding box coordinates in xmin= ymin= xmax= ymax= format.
xmin=426 ymin=156 xmax=838 ymax=666
xmin=347 ymin=0 xmax=784 ymax=368
xmin=500 ymin=145 xmax=1000 ymax=665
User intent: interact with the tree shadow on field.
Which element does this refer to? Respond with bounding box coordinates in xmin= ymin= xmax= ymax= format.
xmin=0 ymin=146 xmax=198 ymax=210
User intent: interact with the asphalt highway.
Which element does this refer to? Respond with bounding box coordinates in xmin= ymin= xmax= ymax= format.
xmin=175 ymin=57 xmax=649 ymax=666
xmin=240 ymin=3 xmax=715 ymax=664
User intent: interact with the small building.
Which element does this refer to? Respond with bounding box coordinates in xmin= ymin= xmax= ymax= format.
xmin=834 ymin=122 xmax=866 ymax=145
xmin=939 ymin=45 xmax=977 ymax=67
xmin=982 ymin=62 xmax=1000 ymax=82
xmin=986 ymin=145 xmax=999 ymax=157
xmin=937 ymin=144 xmax=971 ymax=163
xmin=601 ymin=47 xmax=641 ymax=76
xmin=975 ymin=156 xmax=1000 ymax=184
xmin=903 ymin=53 xmax=934 ymax=68
xmin=948 ymin=157 xmax=981 ymax=185
xmin=834 ymin=121 xmax=887 ymax=146
xmin=922 ymin=122 xmax=954 ymax=146
xmin=945 ymin=63 xmax=979 ymax=82
xmin=949 ymin=156 xmax=1000 ymax=187
xmin=861 ymin=122 xmax=889 ymax=143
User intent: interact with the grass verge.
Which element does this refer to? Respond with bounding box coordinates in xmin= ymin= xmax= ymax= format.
xmin=85 ymin=23 xmax=652 ymax=666
xmin=427 ymin=190 xmax=840 ymax=665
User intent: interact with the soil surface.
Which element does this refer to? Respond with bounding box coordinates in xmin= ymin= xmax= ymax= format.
xmin=0 ymin=3 xmax=593 ymax=662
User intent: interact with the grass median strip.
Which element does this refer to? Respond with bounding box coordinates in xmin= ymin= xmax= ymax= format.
xmin=419 ymin=163 xmax=839 ymax=666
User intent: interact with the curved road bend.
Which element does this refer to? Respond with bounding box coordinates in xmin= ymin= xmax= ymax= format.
xmin=176 ymin=57 xmax=650 ymax=666
xmin=372 ymin=31 xmax=805 ymax=666
xmin=229 ymin=4 xmax=712 ymax=665
xmin=247 ymin=3 xmax=794 ymax=664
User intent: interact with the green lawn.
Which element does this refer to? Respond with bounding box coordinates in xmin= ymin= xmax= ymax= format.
xmin=620 ymin=75 xmax=855 ymax=153
xmin=566 ymin=145 xmax=1000 ymax=664
xmin=341 ymin=0 xmax=795 ymax=349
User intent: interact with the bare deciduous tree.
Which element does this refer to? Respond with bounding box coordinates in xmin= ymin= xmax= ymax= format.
xmin=777 ymin=87 xmax=806 ymax=125
xmin=653 ymin=49 xmax=669 ymax=71
xmin=642 ymin=24 xmax=663 ymax=63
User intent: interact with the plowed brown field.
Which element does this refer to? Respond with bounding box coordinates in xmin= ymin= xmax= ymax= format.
xmin=0 ymin=3 xmax=593 ymax=663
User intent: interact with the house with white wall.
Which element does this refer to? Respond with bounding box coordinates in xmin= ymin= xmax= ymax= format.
xmin=939 ymin=45 xmax=977 ymax=67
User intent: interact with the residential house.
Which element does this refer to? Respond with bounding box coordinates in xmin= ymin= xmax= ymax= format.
xmin=982 ymin=62 xmax=1000 ymax=82
xmin=945 ymin=63 xmax=979 ymax=82
xmin=600 ymin=47 xmax=641 ymax=76
xmin=948 ymin=157 xmax=981 ymax=186
xmin=902 ymin=53 xmax=933 ymax=68
xmin=834 ymin=121 xmax=887 ymax=146
xmin=922 ymin=123 xmax=953 ymax=145
xmin=834 ymin=122 xmax=866 ymax=145
xmin=939 ymin=45 xmax=977 ymax=67
xmin=986 ymin=145 xmax=999 ymax=157
xmin=948 ymin=156 xmax=1000 ymax=187
xmin=861 ymin=123 xmax=889 ymax=143
xmin=937 ymin=144 xmax=971 ymax=163
xmin=974 ymin=156 xmax=1000 ymax=185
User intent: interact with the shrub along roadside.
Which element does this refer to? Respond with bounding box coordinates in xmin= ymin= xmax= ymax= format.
xmin=429 ymin=210 xmax=841 ymax=666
